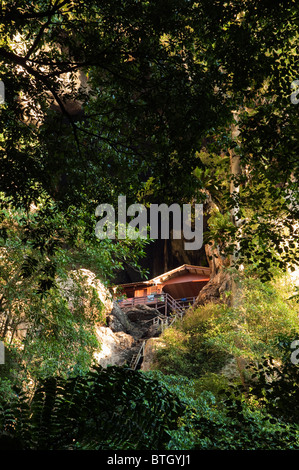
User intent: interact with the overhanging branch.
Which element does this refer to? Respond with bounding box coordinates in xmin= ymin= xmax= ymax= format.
xmin=1 ymin=0 xmax=72 ymax=22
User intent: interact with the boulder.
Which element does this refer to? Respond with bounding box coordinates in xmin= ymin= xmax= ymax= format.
xmin=140 ymin=337 xmax=165 ymax=371
xmin=106 ymin=302 xmax=137 ymax=335
xmin=122 ymin=304 xmax=160 ymax=322
xmin=94 ymin=326 xmax=135 ymax=368
xmin=120 ymin=304 xmax=161 ymax=340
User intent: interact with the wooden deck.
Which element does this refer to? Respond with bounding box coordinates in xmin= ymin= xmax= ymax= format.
xmin=117 ymin=292 xmax=196 ymax=318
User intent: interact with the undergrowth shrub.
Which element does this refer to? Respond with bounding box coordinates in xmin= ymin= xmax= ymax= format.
xmin=146 ymin=370 xmax=299 ymax=450
xmin=0 ymin=366 xmax=184 ymax=450
xmin=245 ymin=353 xmax=299 ymax=425
xmin=154 ymin=273 xmax=299 ymax=383
xmin=2 ymin=361 xmax=299 ymax=451
xmin=154 ymin=303 xmax=231 ymax=378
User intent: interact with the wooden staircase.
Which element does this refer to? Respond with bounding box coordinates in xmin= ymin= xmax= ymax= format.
xmin=127 ymin=293 xmax=195 ymax=370
xmin=129 ymin=340 xmax=146 ymax=370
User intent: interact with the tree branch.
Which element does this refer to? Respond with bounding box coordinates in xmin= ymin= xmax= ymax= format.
xmin=1 ymin=0 xmax=72 ymax=22
xmin=25 ymin=16 xmax=53 ymax=60
xmin=0 ymin=46 xmax=84 ymax=160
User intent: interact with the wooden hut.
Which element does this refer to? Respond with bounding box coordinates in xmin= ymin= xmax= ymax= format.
xmin=115 ymin=264 xmax=210 ymax=304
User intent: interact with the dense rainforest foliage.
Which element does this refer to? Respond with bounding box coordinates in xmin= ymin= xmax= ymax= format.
xmin=0 ymin=0 xmax=298 ymax=451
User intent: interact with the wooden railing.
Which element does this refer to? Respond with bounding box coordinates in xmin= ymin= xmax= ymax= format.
xmin=152 ymin=314 xmax=174 ymax=332
xmin=117 ymin=293 xmax=196 ymax=317
xmin=130 ymin=340 xmax=146 ymax=370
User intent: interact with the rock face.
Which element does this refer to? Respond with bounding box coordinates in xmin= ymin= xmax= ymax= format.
xmin=106 ymin=302 xmax=135 ymax=334
xmin=93 ymin=327 xmax=135 ymax=368
xmin=140 ymin=337 xmax=165 ymax=371
xmin=59 ymin=268 xmax=168 ymax=369
xmin=106 ymin=303 xmax=160 ymax=339
xmin=73 ymin=268 xmax=114 ymax=316
xmin=100 ymin=303 xmax=162 ymax=368
xmin=117 ymin=304 xmax=161 ymax=339
xmin=57 ymin=268 xmax=134 ymax=368
xmin=58 ymin=268 xmax=114 ymax=316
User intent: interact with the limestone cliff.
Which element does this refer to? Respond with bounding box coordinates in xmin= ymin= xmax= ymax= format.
xmin=67 ymin=269 xmax=162 ymax=368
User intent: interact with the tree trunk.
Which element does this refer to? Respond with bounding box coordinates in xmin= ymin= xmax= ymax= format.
xmin=194 ymin=242 xmax=232 ymax=307
xmin=195 ymin=111 xmax=242 ymax=308
xmin=194 ymin=193 xmax=232 ymax=307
